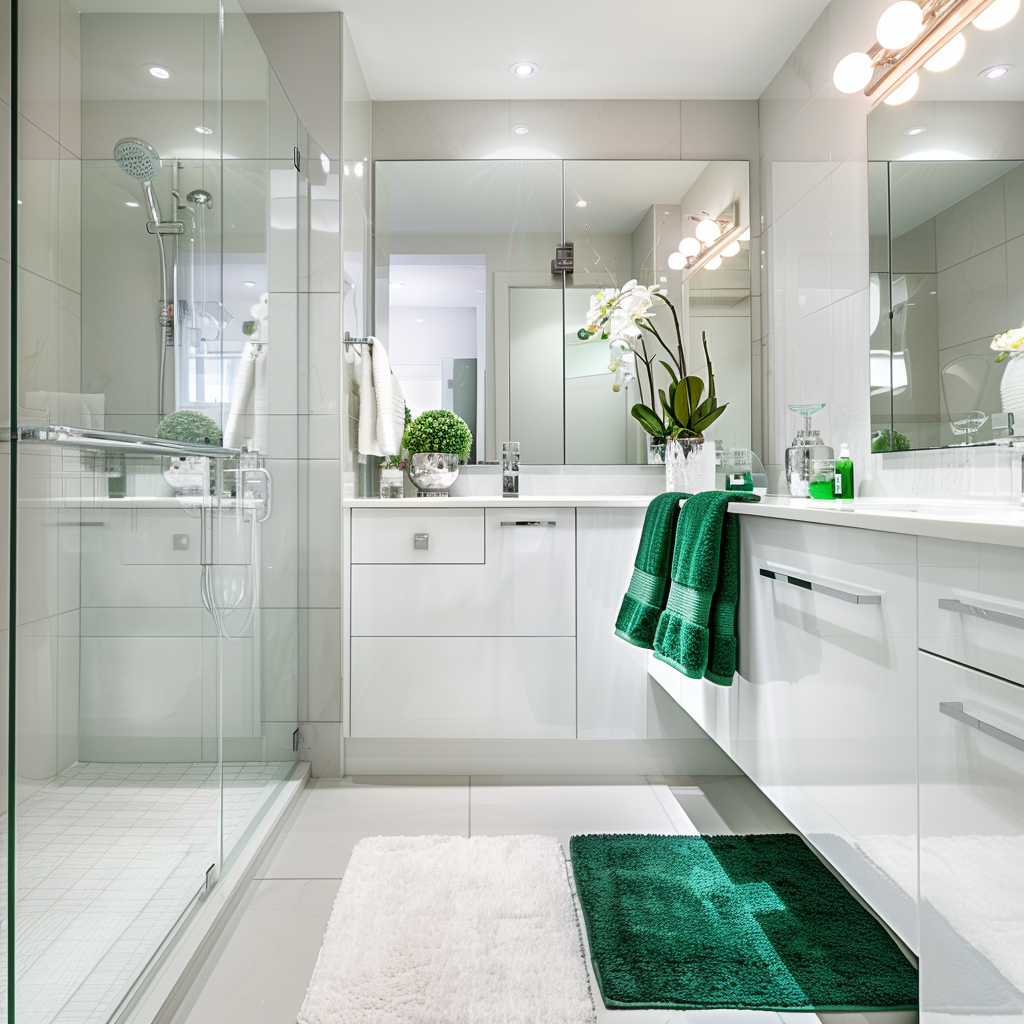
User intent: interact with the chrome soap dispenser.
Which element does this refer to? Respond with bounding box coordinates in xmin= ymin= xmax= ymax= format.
xmin=785 ymin=403 xmax=834 ymax=498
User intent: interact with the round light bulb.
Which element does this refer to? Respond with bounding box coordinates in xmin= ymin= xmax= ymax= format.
xmin=695 ymin=218 xmax=720 ymax=243
xmin=722 ymin=240 xmax=741 ymax=258
xmin=678 ymin=236 xmax=701 ymax=257
xmin=973 ymin=0 xmax=1020 ymax=30
xmin=833 ymin=51 xmax=874 ymax=93
xmin=924 ymin=32 xmax=966 ymax=71
xmin=705 ymin=256 xmax=723 ymax=271
xmin=876 ymin=2 xmax=924 ymax=49
xmin=667 ymin=251 xmax=687 ymax=271
xmin=883 ymin=71 xmax=920 ymax=104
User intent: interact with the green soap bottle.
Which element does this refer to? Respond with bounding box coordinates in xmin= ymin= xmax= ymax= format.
xmin=836 ymin=443 xmax=855 ymax=500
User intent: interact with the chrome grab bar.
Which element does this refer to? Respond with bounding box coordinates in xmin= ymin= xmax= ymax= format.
xmin=939 ymin=598 xmax=1024 ymax=632
xmin=240 ymin=466 xmax=272 ymax=523
xmin=939 ymin=701 xmax=1024 ymax=754
xmin=759 ymin=567 xmax=881 ymax=605
xmin=500 ymin=520 xmax=556 ymax=527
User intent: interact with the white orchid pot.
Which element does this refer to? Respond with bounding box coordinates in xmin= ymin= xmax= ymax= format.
xmin=665 ymin=437 xmax=715 ymax=493
xmin=1000 ymin=354 xmax=1024 ymax=425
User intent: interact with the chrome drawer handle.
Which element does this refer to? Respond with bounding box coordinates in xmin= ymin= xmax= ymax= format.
xmin=500 ymin=520 xmax=556 ymax=527
xmin=939 ymin=701 xmax=1024 ymax=754
xmin=939 ymin=598 xmax=1024 ymax=631
xmin=759 ymin=567 xmax=881 ymax=605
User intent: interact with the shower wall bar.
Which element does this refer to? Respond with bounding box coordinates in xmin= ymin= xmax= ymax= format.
xmin=20 ymin=425 xmax=247 ymax=459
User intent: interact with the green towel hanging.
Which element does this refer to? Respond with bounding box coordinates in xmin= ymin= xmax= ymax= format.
xmin=614 ymin=492 xmax=689 ymax=649
xmin=653 ymin=490 xmax=760 ymax=684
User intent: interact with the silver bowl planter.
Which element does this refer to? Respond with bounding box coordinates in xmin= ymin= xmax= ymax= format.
xmin=407 ymin=452 xmax=460 ymax=496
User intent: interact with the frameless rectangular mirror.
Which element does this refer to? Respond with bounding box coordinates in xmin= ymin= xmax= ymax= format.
xmin=867 ymin=45 xmax=1024 ymax=452
xmin=374 ymin=159 xmax=751 ymax=465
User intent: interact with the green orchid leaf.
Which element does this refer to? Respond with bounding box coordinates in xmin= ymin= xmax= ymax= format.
xmin=659 ymin=360 xmax=678 ymax=385
xmin=631 ymin=404 xmax=665 ymax=438
xmin=693 ymin=403 xmax=729 ymax=433
xmin=659 ymin=389 xmax=673 ymax=417
xmin=685 ymin=376 xmax=705 ymax=416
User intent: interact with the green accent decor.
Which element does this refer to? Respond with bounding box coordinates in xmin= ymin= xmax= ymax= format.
xmin=570 ymin=833 xmax=918 ymax=1012
xmin=613 ymin=492 xmax=688 ymax=649
xmin=652 ymin=490 xmax=759 ymax=684
xmin=156 ymin=409 xmax=222 ymax=446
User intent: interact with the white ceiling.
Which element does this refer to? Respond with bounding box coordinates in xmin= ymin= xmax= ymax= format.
xmin=236 ymin=0 xmax=832 ymax=101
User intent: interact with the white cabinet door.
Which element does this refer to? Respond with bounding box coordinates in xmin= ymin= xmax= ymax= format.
xmin=919 ymin=536 xmax=1024 ymax=688
xmin=735 ymin=516 xmax=920 ymax=949
xmin=576 ymin=508 xmax=649 ymax=739
xmin=918 ymin=651 xmax=1024 ymax=1021
xmin=350 ymin=636 xmax=576 ymax=739
xmin=351 ymin=507 xmax=575 ymax=637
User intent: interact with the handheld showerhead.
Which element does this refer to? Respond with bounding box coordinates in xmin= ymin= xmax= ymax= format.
xmin=114 ymin=137 xmax=164 ymax=223
xmin=113 ymin=137 xmax=162 ymax=183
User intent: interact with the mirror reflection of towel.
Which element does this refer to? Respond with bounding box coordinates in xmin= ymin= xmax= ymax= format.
xmin=357 ymin=339 xmax=405 ymax=457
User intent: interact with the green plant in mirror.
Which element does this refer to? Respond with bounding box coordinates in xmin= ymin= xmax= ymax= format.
xmin=402 ymin=409 xmax=472 ymax=460
xmin=577 ymin=282 xmax=727 ymax=443
xmin=156 ymin=409 xmax=223 ymax=446
xmin=871 ymin=429 xmax=910 ymax=453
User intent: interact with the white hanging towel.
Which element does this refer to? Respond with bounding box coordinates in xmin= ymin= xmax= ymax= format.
xmin=224 ymin=342 xmax=260 ymax=449
xmin=356 ymin=338 xmax=405 ymax=457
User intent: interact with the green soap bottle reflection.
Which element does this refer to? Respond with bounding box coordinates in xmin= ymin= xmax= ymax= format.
xmin=836 ymin=443 xmax=855 ymax=500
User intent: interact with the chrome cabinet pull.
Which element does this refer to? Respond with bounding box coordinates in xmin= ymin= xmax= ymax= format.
xmin=500 ymin=520 xmax=556 ymax=527
xmin=413 ymin=533 xmax=429 ymax=550
xmin=939 ymin=701 xmax=1024 ymax=754
xmin=759 ymin=567 xmax=881 ymax=605
xmin=938 ymin=598 xmax=1024 ymax=631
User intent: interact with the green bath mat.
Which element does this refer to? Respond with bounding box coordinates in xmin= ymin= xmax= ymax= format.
xmin=570 ymin=833 xmax=918 ymax=1012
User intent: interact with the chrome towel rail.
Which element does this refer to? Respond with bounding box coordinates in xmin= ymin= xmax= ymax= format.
xmin=939 ymin=598 xmax=1024 ymax=632
xmin=759 ymin=567 xmax=881 ymax=605
xmin=21 ymin=425 xmax=246 ymax=460
xmin=939 ymin=701 xmax=1024 ymax=754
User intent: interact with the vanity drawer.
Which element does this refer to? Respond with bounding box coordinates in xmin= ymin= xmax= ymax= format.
xmin=350 ymin=636 xmax=576 ymax=739
xmin=351 ymin=508 xmax=484 ymax=564
xmin=918 ymin=650 xmax=1024 ymax=1018
xmin=919 ymin=537 xmax=1024 ymax=687
xmin=351 ymin=507 xmax=575 ymax=636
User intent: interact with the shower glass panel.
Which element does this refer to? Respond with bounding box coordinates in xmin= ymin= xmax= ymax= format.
xmin=10 ymin=0 xmax=302 ymax=1021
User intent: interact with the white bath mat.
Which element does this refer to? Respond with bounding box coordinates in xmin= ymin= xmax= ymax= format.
xmin=298 ymin=834 xmax=595 ymax=1024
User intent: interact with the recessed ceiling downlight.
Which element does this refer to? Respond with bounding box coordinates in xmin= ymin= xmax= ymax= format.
xmin=510 ymin=62 xmax=539 ymax=78
xmin=513 ymin=124 xmax=529 ymax=135
xmin=194 ymin=125 xmax=213 ymax=135
xmin=982 ymin=64 xmax=1012 ymax=78
xmin=905 ymin=125 xmax=927 ymax=135
xmin=147 ymin=65 xmax=172 ymax=79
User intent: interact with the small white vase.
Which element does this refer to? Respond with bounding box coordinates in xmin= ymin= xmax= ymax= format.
xmin=665 ymin=437 xmax=715 ymax=493
xmin=1000 ymin=354 xmax=1024 ymax=426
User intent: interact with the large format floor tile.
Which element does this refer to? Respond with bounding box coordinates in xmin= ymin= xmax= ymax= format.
xmin=256 ymin=775 xmax=470 ymax=879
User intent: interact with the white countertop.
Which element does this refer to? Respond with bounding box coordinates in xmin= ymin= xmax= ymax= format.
xmin=346 ymin=493 xmax=1024 ymax=546
xmin=730 ymin=495 xmax=1024 ymax=548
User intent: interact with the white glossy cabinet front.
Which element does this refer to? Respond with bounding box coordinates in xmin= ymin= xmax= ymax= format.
xmin=733 ymin=516 xmax=919 ymax=948
xmin=918 ymin=651 xmax=1024 ymax=1021
xmin=350 ymin=637 xmax=576 ymax=739
xmin=919 ymin=536 xmax=1024 ymax=687
xmin=351 ymin=508 xmax=575 ymax=637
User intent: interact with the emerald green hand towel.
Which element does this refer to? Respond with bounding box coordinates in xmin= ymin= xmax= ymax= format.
xmin=653 ymin=490 xmax=760 ymax=684
xmin=614 ymin=492 xmax=689 ymax=649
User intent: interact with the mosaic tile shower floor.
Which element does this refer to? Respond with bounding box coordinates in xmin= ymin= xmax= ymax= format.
xmin=1 ymin=760 xmax=292 ymax=1024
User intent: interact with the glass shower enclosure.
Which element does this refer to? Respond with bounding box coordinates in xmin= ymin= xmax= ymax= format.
xmin=5 ymin=0 xmax=310 ymax=1020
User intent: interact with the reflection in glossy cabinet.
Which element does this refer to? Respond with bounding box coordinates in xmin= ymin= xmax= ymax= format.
xmin=918 ymin=651 xmax=1024 ymax=1021
xmin=736 ymin=516 xmax=919 ymax=948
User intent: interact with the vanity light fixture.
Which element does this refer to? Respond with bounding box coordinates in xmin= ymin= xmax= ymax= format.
xmin=674 ymin=204 xmax=747 ymax=279
xmin=678 ymin=236 xmax=701 ymax=258
xmin=513 ymin=124 xmax=530 ymax=135
xmin=147 ymin=65 xmax=172 ymax=79
xmin=905 ymin=124 xmax=928 ymax=134
xmin=510 ymin=62 xmax=539 ymax=78
xmin=194 ymin=125 xmax=213 ymax=135
xmin=704 ymin=255 xmax=724 ymax=271
xmin=982 ymin=63 xmax=1012 ymax=76
xmin=833 ymin=0 xmax=1020 ymax=105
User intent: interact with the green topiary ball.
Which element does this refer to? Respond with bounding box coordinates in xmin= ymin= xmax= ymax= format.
xmin=157 ymin=409 xmax=223 ymax=446
xmin=402 ymin=409 xmax=473 ymax=460
xmin=871 ymin=429 xmax=910 ymax=453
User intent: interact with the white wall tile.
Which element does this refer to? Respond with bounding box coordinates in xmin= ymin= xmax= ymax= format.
xmin=19 ymin=0 xmax=61 ymax=141
xmin=18 ymin=116 xmax=59 ymax=284
xmin=372 ymin=101 xmax=509 ymax=160
xmin=305 ymin=459 xmax=340 ymax=608
xmin=305 ymin=607 xmax=340 ymax=722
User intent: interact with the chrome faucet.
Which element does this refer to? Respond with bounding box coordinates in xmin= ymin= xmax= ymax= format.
xmin=502 ymin=441 xmax=520 ymax=497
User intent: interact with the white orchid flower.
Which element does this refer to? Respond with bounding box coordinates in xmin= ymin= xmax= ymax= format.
xmin=992 ymin=325 xmax=1024 ymax=351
